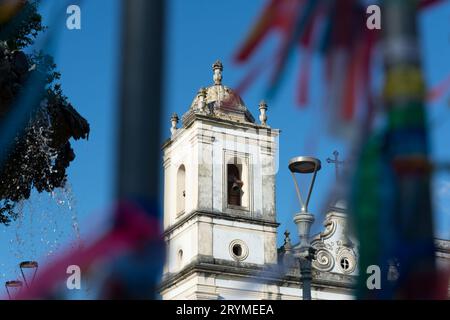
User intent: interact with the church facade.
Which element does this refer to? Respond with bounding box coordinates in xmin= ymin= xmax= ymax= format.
xmin=159 ymin=61 xmax=450 ymax=300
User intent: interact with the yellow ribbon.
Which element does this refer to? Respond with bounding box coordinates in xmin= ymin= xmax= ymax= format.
xmin=384 ymin=66 xmax=426 ymax=101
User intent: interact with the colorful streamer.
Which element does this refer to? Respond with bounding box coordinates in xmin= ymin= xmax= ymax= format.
xmin=234 ymin=0 xmax=446 ymax=127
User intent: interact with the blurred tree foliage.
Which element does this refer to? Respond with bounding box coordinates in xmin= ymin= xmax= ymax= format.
xmin=0 ymin=1 xmax=90 ymax=224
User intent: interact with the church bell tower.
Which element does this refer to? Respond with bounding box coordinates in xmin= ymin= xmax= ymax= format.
xmin=160 ymin=61 xmax=280 ymax=300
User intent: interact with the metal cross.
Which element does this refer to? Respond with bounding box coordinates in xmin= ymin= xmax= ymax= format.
xmin=326 ymin=150 xmax=345 ymax=181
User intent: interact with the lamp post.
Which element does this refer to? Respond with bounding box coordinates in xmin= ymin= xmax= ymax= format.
xmin=19 ymin=261 xmax=38 ymax=288
xmin=4 ymin=260 xmax=38 ymax=299
xmin=4 ymin=280 xmax=23 ymax=300
xmin=288 ymin=156 xmax=321 ymax=300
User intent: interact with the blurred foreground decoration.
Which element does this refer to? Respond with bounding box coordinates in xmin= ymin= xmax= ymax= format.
xmin=3 ymin=202 xmax=162 ymax=300
xmin=113 ymin=0 xmax=165 ymax=299
xmin=428 ymin=74 xmax=450 ymax=103
xmin=234 ymin=0 xmax=448 ymax=133
xmin=353 ymin=0 xmax=444 ymax=299
xmin=235 ymin=0 xmax=448 ymax=299
xmin=1 ymin=0 xmax=165 ymax=299
xmin=0 ymin=0 xmax=90 ymax=224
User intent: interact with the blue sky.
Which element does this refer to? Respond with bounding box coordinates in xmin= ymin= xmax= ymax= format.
xmin=0 ymin=0 xmax=449 ymax=297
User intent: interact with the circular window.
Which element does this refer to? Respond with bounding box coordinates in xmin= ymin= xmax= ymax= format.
xmin=340 ymin=257 xmax=350 ymax=271
xmin=337 ymin=250 xmax=356 ymax=274
xmin=229 ymin=240 xmax=249 ymax=261
xmin=337 ymin=252 xmax=356 ymax=274
xmin=232 ymin=244 xmax=243 ymax=257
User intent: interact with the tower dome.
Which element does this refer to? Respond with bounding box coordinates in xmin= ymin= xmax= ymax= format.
xmin=187 ymin=60 xmax=255 ymax=124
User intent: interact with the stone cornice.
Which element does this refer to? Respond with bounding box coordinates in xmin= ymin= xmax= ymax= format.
xmin=163 ymin=209 xmax=279 ymax=237
xmin=183 ymin=112 xmax=280 ymax=136
xmin=158 ymin=255 xmax=355 ymax=294
xmin=161 ymin=114 xmax=280 ymax=151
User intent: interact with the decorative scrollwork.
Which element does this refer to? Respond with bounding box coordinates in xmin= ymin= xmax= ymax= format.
xmin=320 ymin=219 xmax=336 ymax=240
xmin=312 ymin=249 xmax=334 ymax=272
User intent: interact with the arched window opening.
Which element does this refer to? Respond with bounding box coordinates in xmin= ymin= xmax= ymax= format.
xmin=176 ymin=165 xmax=186 ymax=214
xmin=177 ymin=249 xmax=183 ymax=268
xmin=227 ymin=163 xmax=243 ymax=206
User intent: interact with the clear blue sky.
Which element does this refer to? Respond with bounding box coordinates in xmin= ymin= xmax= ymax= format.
xmin=0 ymin=0 xmax=449 ymax=297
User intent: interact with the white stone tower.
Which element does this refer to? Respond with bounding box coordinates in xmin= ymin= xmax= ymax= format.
xmin=160 ymin=61 xmax=280 ymax=300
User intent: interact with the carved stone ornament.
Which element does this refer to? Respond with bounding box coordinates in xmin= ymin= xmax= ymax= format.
xmin=320 ymin=219 xmax=337 ymax=240
xmin=312 ymin=249 xmax=335 ymax=272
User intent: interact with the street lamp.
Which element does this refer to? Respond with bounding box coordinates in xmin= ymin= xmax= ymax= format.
xmin=19 ymin=261 xmax=38 ymax=288
xmin=4 ymin=280 xmax=23 ymax=300
xmin=4 ymin=260 xmax=38 ymax=299
xmin=288 ymin=156 xmax=321 ymax=300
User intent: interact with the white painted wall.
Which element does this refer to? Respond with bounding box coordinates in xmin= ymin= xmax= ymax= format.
xmin=213 ymin=225 xmax=265 ymax=264
xmin=166 ymin=221 xmax=198 ymax=273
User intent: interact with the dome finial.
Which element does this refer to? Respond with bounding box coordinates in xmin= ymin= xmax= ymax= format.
xmin=258 ymin=100 xmax=268 ymax=126
xmin=197 ymin=87 xmax=207 ymax=113
xmin=212 ymin=60 xmax=223 ymax=85
xmin=283 ymin=230 xmax=292 ymax=252
xmin=170 ymin=113 xmax=179 ymax=136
